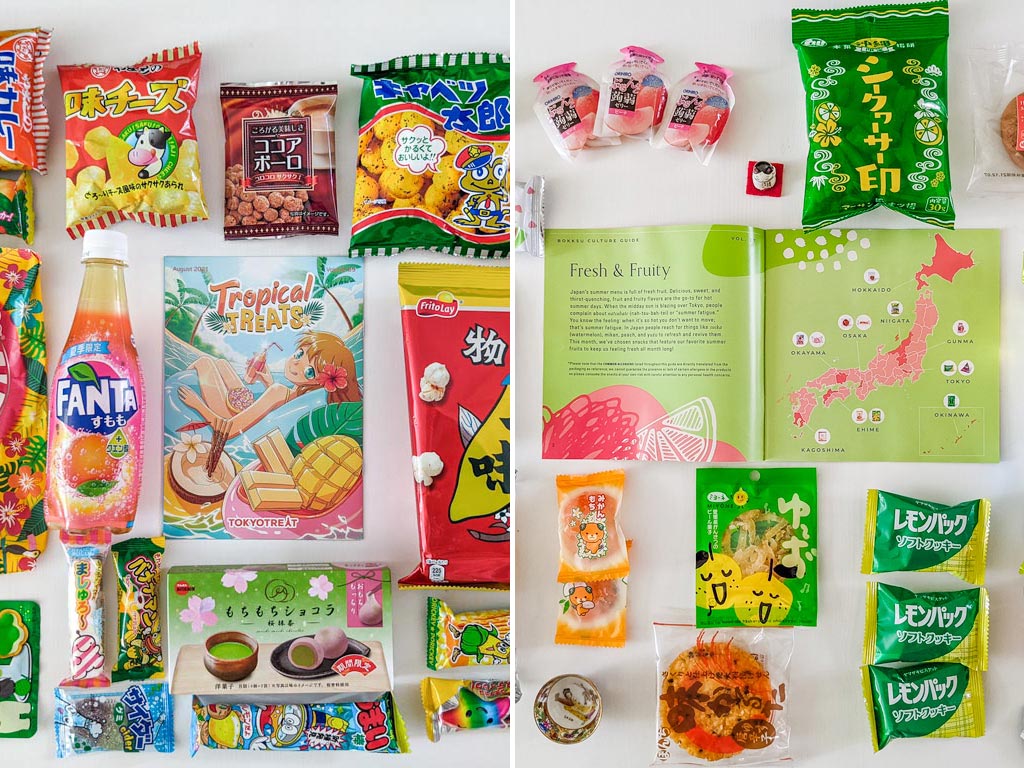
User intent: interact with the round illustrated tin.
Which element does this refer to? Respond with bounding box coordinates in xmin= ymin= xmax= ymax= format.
xmin=533 ymin=674 xmax=602 ymax=744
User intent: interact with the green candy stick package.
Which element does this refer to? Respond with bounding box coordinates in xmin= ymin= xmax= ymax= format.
xmin=864 ymin=582 xmax=989 ymax=669
xmin=695 ymin=468 xmax=817 ymax=628
xmin=0 ymin=601 xmax=39 ymax=738
xmin=862 ymin=489 xmax=990 ymax=585
xmin=862 ymin=662 xmax=984 ymax=751
xmin=792 ymin=2 xmax=954 ymax=229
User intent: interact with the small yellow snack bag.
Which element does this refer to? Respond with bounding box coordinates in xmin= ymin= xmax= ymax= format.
xmin=59 ymin=42 xmax=209 ymax=238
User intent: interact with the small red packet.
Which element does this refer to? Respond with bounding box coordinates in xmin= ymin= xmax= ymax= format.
xmin=0 ymin=28 xmax=50 ymax=173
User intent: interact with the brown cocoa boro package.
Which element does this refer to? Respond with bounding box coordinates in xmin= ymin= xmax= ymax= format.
xmin=221 ymin=82 xmax=339 ymax=239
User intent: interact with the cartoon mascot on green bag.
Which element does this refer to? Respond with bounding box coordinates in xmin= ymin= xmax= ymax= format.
xmin=452 ymin=144 xmax=507 ymax=234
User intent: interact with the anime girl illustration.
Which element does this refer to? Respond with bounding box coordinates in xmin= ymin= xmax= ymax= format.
xmin=177 ymin=331 xmax=361 ymax=440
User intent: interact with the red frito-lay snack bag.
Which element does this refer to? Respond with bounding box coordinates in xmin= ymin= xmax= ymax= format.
xmin=59 ymin=41 xmax=209 ymax=238
xmin=398 ymin=263 xmax=510 ymax=589
xmin=0 ymin=28 xmax=51 ymax=173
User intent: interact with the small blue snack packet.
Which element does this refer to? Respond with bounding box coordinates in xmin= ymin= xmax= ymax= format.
xmin=54 ymin=682 xmax=173 ymax=757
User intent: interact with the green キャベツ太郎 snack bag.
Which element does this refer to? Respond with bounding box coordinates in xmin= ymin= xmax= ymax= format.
xmin=862 ymin=662 xmax=984 ymax=751
xmin=864 ymin=582 xmax=988 ymax=669
xmin=792 ymin=2 xmax=954 ymax=229
xmin=695 ymin=467 xmax=817 ymax=628
xmin=350 ymin=53 xmax=510 ymax=258
xmin=862 ymin=489 xmax=989 ymax=585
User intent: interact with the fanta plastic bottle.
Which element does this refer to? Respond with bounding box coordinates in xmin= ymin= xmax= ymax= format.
xmin=45 ymin=231 xmax=144 ymax=534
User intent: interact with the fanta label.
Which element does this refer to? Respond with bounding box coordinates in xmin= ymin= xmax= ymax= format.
xmin=55 ymin=360 xmax=139 ymax=435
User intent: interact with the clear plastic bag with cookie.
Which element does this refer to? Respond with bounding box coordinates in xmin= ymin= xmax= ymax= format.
xmin=968 ymin=44 xmax=1024 ymax=195
xmin=653 ymin=613 xmax=792 ymax=765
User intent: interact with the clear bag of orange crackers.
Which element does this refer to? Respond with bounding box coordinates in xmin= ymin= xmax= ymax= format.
xmin=653 ymin=613 xmax=792 ymax=765
xmin=59 ymin=42 xmax=208 ymax=238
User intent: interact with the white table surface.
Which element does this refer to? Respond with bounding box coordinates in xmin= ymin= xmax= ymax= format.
xmin=514 ymin=1 xmax=1024 ymax=766
xmin=0 ymin=0 xmax=510 ymax=764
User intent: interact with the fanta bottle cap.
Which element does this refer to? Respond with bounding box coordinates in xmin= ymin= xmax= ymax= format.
xmin=82 ymin=230 xmax=128 ymax=265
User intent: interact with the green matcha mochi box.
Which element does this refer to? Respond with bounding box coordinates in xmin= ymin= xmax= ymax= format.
xmin=167 ymin=563 xmax=392 ymax=703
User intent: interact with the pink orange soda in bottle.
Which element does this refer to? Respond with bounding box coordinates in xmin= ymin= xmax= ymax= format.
xmin=46 ymin=231 xmax=145 ymax=535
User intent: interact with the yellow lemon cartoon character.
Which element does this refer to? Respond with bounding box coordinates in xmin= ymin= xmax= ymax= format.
xmin=733 ymin=563 xmax=794 ymax=626
xmin=205 ymin=705 xmax=244 ymax=748
xmin=695 ymin=545 xmax=742 ymax=615
xmin=450 ymin=144 xmax=507 ymax=234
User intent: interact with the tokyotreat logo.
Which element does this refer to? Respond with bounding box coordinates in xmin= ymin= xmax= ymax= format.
xmin=416 ymin=291 xmax=459 ymax=318
xmin=56 ymin=361 xmax=139 ymax=435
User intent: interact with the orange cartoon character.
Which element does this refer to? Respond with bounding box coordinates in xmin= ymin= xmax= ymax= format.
xmin=576 ymin=516 xmax=608 ymax=559
xmin=451 ymin=144 xmax=507 ymax=234
xmin=563 ymin=582 xmax=596 ymax=617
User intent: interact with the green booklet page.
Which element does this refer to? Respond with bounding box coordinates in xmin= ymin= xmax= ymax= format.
xmin=543 ymin=226 xmax=765 ymax=462
xmin=543 ymin=225 xmax=999 ymax=463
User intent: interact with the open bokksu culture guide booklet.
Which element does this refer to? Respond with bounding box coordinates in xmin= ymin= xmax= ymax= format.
xmin=543 ymin=225 xmax=999 ymax=463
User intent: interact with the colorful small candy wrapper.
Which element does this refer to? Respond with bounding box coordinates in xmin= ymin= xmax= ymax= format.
xmin=190 ymin=693 xmax=409 ymax=754
xmin=595 ymin=46 xmax=668 ymax=141
xmin=421 ymin=677 xmax=510 ymax=742
xmin=557 ymin=470 xmax=629 ymax=582
xmin=696 ymin=468 xmax=818 ymax=627
xmin=0 ymin=173 xmax=33 ymax=243
xmin=556 ymin=576 xmax=627 ymax=648
xmin=533 ymin=63 xmax=612 ymax=160
xmin=654 ymin=615 xmax=793 ymax=764
xmin=864 ymin=582 xmax=989 ymax=670
xmin=0 ymin=29 xmax=51 ymax=173
xmin=862 ymin=662 xmax=984 ymax=751
xmin=862 ymin=489 xmax=990 ymax=585
xmin=350 ymin=53 xmax=510 ymax=258
xmin=54 ymin=682 xmax=174 ymax=756
xmin=426 ymin=597 xmax=509 ymax=669
xmin=792 ymin=2 xmax=954 ymax=230
xmin=112 ymin=537 xmax=164 ymax=682
xmin=60 ymin=529 xmax=110 ymax=688
xmin=653 ymin=63 xmax=735 ymax=165
xmin=514 ymin=175 xmax=544 ymax=257
xmin=0 ymin=601 xmax=39 ymax=738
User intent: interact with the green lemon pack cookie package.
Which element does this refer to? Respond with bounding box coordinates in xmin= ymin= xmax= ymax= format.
xmin=519 ymin=0 xmax=1024 ymax=763
xmin=0 ymin=7 xmax=511 ymax=760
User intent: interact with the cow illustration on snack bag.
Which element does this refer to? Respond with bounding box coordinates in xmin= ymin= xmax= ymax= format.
xmin=128 ymin=126 xmax=172 ymax=179
xmin=451 ymin=144 xmax=507 ymax=233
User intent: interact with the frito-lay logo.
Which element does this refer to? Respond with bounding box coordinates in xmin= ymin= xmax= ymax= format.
xmin=332 ymin=655 xmax=377 ymax=676
xmin=416 ymin=291 xmax=459 ymax=318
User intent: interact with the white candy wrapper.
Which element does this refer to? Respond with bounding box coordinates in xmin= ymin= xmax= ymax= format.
xmin=968 ymin=44 xmax=1024 ymax=195
xmin=653 ymin=612 xmax=792 ymax=766
xmin=515 ymin=176 xmax=544 ymax=258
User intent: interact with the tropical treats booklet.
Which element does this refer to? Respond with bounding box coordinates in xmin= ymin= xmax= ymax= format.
xmin=543 ymin=226 xmax=999 ymax=462
xmin=164 ymin=256 xmax=364 ymax=538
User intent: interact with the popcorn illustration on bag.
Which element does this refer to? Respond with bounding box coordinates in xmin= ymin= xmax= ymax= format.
xmin=419 ymin=363 xmax=450 ymax=402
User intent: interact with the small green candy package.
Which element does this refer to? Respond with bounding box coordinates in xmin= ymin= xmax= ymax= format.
xmin=864 ymin=582 xmax=989 ymax=670
xmin=0 ymin=601 xmax=39 ymax=738
xmin=792 ymin=2 xmax=954 ymax=230
xmin=862 ymin=489 xmax=990 ymax=585
xmin=695 ymin=468 xmax=817 ymax=628
xmin=862 ymin=662 xmax=984 ymax=751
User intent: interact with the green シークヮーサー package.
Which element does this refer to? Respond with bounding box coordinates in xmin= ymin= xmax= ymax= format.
xmin=696 ymin=468 xmax=817 ymax=627
xmin=792 ymin=2 xmax=953 ymax=229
